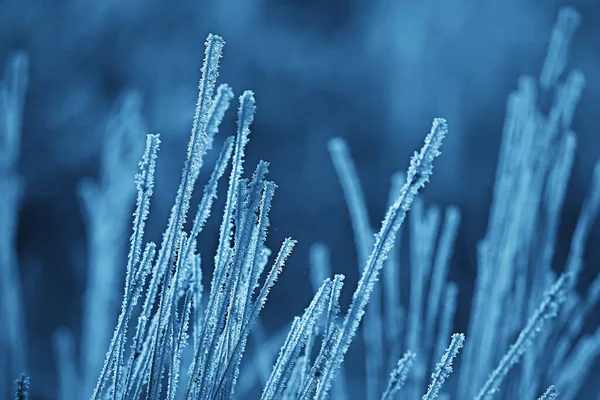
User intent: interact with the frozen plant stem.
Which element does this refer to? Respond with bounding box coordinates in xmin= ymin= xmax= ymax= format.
xmin=381 ymin=351 xmax=415 ymax=400
xmin=313 ymin=118 xmax=448 ymax=400
xmin=474 ymin=273 xmax=572 ymax=400
xmin=422 ymin=333 xmax=465 ymax=400
xmin=328 ymin=137 xmax=382 ymax=400
xmin=0 ymin=52 xmax=29 ymax=398
xmin=538 ymin=385 xmax=559 ymax=400
xmin=79 ymin=90 xmax=146 ymax=399
xmin=14 ymin=373 xmax=30 ymax=400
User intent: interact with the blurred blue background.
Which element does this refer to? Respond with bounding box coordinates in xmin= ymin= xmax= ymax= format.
xmin=1 ymin=0 xmax=599 ymax=398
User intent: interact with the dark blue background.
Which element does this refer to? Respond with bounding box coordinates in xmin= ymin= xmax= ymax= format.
xmin=1 ymin=0 xmax=599 ymax=398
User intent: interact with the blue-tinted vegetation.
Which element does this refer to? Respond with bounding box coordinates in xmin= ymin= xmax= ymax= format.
xmin=0 ymin=2 xmax=599 ymax=400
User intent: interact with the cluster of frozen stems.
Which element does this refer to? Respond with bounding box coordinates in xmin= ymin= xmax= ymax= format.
xmin=1 ymin=5 xmax=599 ymax=400
xmin=90 ymin=8 xmax=600 ymax=398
